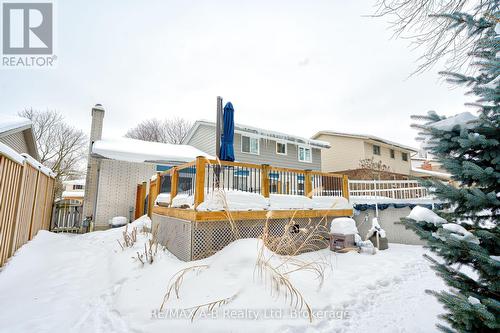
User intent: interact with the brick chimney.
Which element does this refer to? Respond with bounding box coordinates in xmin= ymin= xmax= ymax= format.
xmin=82 ymin=104 xmax=105 ymax=226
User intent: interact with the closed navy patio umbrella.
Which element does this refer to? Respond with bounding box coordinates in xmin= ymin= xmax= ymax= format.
xmin=220 ymin=102 xmax=235 ymax=161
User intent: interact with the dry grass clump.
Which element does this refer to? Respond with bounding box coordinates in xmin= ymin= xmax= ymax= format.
xmin=117 ymin=224 xmax=137 ymax=249
xmin=255 ymin=216 xmax=331 ymax=322
xmin=160 ymin=179 xmax=332 ymax=323
xmin=135 ymin=224 xmax=160 ymax=266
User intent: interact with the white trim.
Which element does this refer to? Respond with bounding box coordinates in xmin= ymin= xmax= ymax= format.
xmin=297 ymin=145 xmax=312 ymax=163
xmin=240 ymin=135 xmax=260 ymax=155
xmin=275 ymin=141 xmax=287 ymax=155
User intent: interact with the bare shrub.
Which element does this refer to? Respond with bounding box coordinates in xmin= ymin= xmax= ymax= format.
xmin=118 ymin=225 xmax=137 ymax=249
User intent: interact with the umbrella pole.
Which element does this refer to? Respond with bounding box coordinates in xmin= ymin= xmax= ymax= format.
xmin=215 ymin=96 xmax=223 ymax=187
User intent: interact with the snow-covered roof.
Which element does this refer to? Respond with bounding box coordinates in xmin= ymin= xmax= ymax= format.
xmin=185 ymin=120 xmax=331 ymax=149
xmin=62 ymin=190 xmax=84 ymax=198
xmin=411 ymin=167 xmax=451 ymax=180
xmin=92 ymin=137 xmax=211 ymax=164
xmin=0 ymin=115 xmax=31 ymax=135
xmin=311 ymin=130 xmax=418 ymax=152
xmin=63 ymin=179 xmax=86 ymax=186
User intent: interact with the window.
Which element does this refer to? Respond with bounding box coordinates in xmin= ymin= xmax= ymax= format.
xmin=402 ymin=152 xmax=408 ymax=161
xmin=298 ymin=146 xmax=312 ymax=162
xmin=73 ymin=185 xmax=83 ymax=190
xmin=390 ymin=149 xmax=395 ymax=159
xmin=241 ymin=135 xmax=259 ymax=154
xmin=276 ymin=142 xmax=287 ymax=155
xmin=373 ymin=145 xmax=381 ymax=155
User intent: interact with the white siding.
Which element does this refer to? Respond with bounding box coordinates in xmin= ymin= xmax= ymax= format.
xmin=94 ymin=159 xmax=156 ymax=227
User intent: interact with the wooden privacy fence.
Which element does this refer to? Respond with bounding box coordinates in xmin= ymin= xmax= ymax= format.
xmin=0 ymin=148 xmax=55 ymax=267
xmin=136 ymin=156 xmax=349 ymax=217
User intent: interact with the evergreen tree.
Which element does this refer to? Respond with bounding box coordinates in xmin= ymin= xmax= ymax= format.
xmin=402 ymin=7 xmax=500 ymax=333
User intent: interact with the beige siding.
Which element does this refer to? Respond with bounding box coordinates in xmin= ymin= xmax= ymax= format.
xmin=94 ymin=159 xmax=156 ymax=227
xmin=0 ymin=131 xmax=30 ymax=154
xmin=187 ymin=124 xmax=322 ymax=170
xmin=316 ymin=134 xmax=366 ymax=172
xmin=317 ymin=134 xmax=412 ymax=174
xmin=363 ymin=142 xmax=411 ymax=174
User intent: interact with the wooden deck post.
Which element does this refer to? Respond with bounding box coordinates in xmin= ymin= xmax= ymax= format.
xmin=261 ymin=164 xmax=270 ymax=198
xmin=342 ymin=175 xmax=350 ymax=200
xmin=170 ymin=167 xmax=178 ymax=206
xmin=304 ymin=170 xmax=312 ymax=198
xmin=194 ymin=156 xmax=206 ymax=209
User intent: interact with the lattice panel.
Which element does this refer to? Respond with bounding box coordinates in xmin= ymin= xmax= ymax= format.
xmin=191 ymin=217 xmax=332 ymax=260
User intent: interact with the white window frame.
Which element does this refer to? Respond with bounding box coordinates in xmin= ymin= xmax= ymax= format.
xmin=240 ymin=135 xmax=260 ymax=155
xmin=276 ymin=141 xmax=287 ymax=155
xmin=297 ymin=145 xmax=312 ymax=163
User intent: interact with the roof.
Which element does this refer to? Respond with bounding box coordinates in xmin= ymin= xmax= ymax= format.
xmin=0 ymin=115 xmax=31 ymax=134
xmin=311 ymin=130 xmax=418 ymax=152
xmin=184 ymin=120 xmax=331 ymax=149
xmin=91 ymin=137 xmax=211 ymax=164
xmin=62 ymin=190 xmax=84 ymax=198
xmin=0 ymin=115 xmax=39 ymax=160
xmin=411 ymin=167 xmax=451 ymax=180
xmin=63 ymin=179 xmax=86 ymax=186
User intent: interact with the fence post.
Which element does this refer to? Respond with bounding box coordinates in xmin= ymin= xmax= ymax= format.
xmin=304 ymin=170 xmax=312 ymax=198
xmin=194 ymin=156 xmax=206 ymax=209
xmin=140 ymin=181 xmax=147 ymax=216
xmin=261 ymin=164 xmax=270 ymax=198
xmin=170 ymin=167 xmax=178 ymax=206
xmin=342 ymin=175 xmax=349 ymax=200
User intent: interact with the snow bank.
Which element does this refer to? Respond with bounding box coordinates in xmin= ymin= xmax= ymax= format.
xmin=0 ymin=115 xmax=31 ymax=133
xmin=269 ymin=194 xmax=313 ymax=210
xmin=158 ymin=191 xmax=353 ymax=212
xmin=312 ymin=196 xmax=352 ymax=209
xmin=92 ymin=137 xmax=210 ymax=164
xmin=330 ymin=217 xmax=358 ymax=235
xmin=171 ymin=193 xmax=194 ymax=208
xmin=155 ymin=193 xmax=171 ymax=205
xmin=0 ymin=218 xmax=446 ymax=333
xmin=407 ymin=206 xmax=446 ymax=225
xmin=197 ymin=190 xmax=269 ymax=211
xmin=109 ymin=216 xmax=128 ymax=227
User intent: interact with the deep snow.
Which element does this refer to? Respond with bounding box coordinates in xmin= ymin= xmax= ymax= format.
xmin=0 ymin=217 xmax=446 ymax=333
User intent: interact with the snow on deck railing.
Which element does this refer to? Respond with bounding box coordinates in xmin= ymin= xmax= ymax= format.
xmin=348 ymin=179 xmax=430 ymax=200
xmin=137 ymin=157 xmax=350 ymax=217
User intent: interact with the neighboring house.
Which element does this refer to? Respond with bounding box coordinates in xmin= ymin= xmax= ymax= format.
xmin=183 ymin=120 xmax=331 ymax=171
xmin=0 ymin=115 xmax=39 ymax=159
xmin=61 ymin=179 xmax=86 ymax=202
xmin=82 ymin=105 xmax=209 ymax=230
xmin=311 ymin=131 xmax=418 ymax=179
xmin=411 ymin=150 xmax=451 ymax=180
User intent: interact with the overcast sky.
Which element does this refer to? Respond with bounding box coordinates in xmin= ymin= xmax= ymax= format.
xmin=0 ymin=0 xmax=469 ymax=149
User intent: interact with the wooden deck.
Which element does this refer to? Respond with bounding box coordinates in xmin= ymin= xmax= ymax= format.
xmin=153 ymin=206 xmax=353 ymax=222
xmin=139 ymin=156 xmax=353 ymax=222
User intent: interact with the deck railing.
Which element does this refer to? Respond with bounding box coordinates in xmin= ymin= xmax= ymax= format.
xmin=141 ymin=156 xmax=350 ymax=214
xmin=348 ymin=179 xmax=429 ymax=199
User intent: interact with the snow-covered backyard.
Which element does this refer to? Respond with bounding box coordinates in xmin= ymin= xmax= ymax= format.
xmin=0 ymin=217 xmax=446 ymax=333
